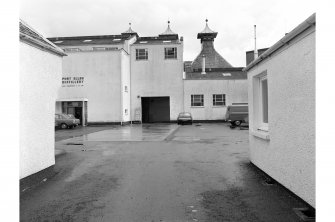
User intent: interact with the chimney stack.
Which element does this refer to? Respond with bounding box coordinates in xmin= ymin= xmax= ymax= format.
xmin=201 ymin=55 xmax=206 ymax=74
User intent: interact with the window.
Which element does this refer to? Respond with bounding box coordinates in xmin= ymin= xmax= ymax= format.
xmin=253 ymin=71 xmax=268 ymax=132
xmin=125 ymin=109 xmax=128 ymax=115
xmin=260 ymin=76 xmax=268 ymax=125
xmin=191 ymin=95 xmax=204 ymax=107
xmin=213 ymin=94 xmax=226 ymax=106
xmin=136 ymin=49 xmax=148 ymax=60
xmin=165 ymin=47 xmax=177 ymax=59
xmin=124 ymin=86 xmax=128 ymax=92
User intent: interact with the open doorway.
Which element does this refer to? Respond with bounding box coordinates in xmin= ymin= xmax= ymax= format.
xmin=141 ymin=97 xmax=170 ymax=123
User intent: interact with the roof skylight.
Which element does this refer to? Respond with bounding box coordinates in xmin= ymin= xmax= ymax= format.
xmin=54 ymin=41 xmax=63 ymax=43
xmin=83 ymin=40 xmax=92 ymax=42
xmin=113 ymin=39 xmax=121 ymax=41
xmin=222 ymin=73 xmax=232 ymax=77
xmin=140 ymin=41 xmax=148 ymax=43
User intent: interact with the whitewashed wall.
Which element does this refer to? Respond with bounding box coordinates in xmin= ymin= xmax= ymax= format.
xmin=20 ymin=42 xmax=62 ymax=179
xmin=58 ymin=50 xmax=122 ymax=123
xmin=130 ymin=43 xmax=184 ymax=121
xmin=121 ymin=50 xmax=131 ymax=122
xmin=184 ymin=79 xmax=248 ymax=120
xmin=247 ymin=27 xmax=315 ymax=207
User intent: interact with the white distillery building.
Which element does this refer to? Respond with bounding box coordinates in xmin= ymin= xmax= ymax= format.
xmin=49 ymin=22 xmax=184 ymax=124
xmin=48 ymin=21 xmax=247 ymax=124
xmin=20 ymin=20 xmax=66 ymax=180
xmin=244 ymin=13 xmax=315 ymax=207
xmin=183 ymin=20 xmax=248 ymax=121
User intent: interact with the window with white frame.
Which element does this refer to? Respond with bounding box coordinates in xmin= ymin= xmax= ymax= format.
xmin=253 ymin=71 xmax=269 ymax=131
xmin=191 ymin=95 xmax=204 ymax=107
xmin=213 ymin=94 xmax=226 ymax=106
xmin=164 ymin=47 xmax=177 ymax=59
xmin=136 ymin=48 xmax=148 ymax=60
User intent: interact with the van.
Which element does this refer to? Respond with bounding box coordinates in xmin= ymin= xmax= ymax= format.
xmin=225 ymin=104 xmax=248 ymax=126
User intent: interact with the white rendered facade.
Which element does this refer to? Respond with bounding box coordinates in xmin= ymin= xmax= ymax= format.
xmin=20 ymin=20 xmax=65 ymax=179
xmin=245 ymin=14 xmax=315 ymax=207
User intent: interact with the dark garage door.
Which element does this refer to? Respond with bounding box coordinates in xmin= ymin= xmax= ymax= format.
xmin=141 ymin=97 xmax=170 ymax=123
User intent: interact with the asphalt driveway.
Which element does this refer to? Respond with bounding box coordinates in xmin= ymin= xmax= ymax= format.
xmin=21 ymin=123 xmax=310 ymax=222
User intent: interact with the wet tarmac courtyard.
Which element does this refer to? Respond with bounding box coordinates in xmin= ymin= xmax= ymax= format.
xmin=21 ymin=123 xmax=311 ymax=222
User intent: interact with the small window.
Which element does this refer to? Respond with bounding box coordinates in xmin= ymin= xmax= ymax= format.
xmin=253 ymin=71 xmax=269 ymax=132
xmin=136 ymin=49 xmax=148 ymax=60
xmin=191 ymin=95 xmax=204 ymax=107
xmin=213 ymin=94 xmax=226 ymax=106
xmin=125 ymin=109 xmax=128 ymax=115
xmin=260 ymin=77 xmax=268 ymax=124
xmin=124 ymin=86 xmax=128 ymax=92
xmin=165 ymin=47 xmax=177 ymax=59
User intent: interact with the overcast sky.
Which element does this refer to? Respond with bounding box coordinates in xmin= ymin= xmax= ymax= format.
xmin=20 ymin=0 xmax=315 ymax=67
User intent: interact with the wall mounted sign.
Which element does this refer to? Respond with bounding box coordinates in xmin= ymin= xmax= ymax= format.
xmin=62 ymin=77 xmax=84 ymax=87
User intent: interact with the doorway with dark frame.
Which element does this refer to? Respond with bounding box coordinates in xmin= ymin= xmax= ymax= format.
xmin=141 ymin=97 xmax=170 ymax=123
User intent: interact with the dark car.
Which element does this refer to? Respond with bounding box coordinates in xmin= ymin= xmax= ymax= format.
xmin=177 ymin=112 xmax=193 ymax=125
xmin=55 ymin=114 xmax=80 ymax=129
xmin=225 ymin=104 xmax=248 ymax=126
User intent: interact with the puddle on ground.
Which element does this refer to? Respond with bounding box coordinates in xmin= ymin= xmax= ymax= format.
xmin=75 ymin=124 xmax=179 ymax=142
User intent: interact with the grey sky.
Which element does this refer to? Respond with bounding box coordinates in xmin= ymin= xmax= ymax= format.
xmin=20 ymin=0 xmax=315 ymax=67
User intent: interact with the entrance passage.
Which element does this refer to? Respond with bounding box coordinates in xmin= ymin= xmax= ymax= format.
xmin=141 ymin=97 xmax=170 ymax=123
xmin=62 ymin=101 xmax=88 ymax=126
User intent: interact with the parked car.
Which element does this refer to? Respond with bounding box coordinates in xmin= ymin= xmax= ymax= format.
xmin=225 ymin=104 xmax=248 ymax=126
xmin=55 ymin=114 xmax=80 ymax=129
xmin=177 ymin=112 xmax=193 ymax=125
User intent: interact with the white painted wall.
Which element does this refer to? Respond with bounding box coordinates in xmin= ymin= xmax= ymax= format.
xmin=20 ymin=42 xmax=62 ymax=179
xmin=184 ymin=79 xmax=248 ymax=120
xmin=121 ymin=50 xmax=131 ymax=122
xmin=55 ymin=101 xmax=62 ymax=114
xmin=130 ymin=43 xmax=184 ymax=121
xmin=58 ymin=50 xmax=122 ymax=122
xmin=247 ymin=27 xmax=315 ymax=207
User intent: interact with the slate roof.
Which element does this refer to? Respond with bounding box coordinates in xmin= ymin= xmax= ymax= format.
xmin=185 ymin=68 xmax=246 ymax=80
xmin=191 ymin=19 xmax=232 ymax=70
xmin=133 ymin=35 xmax=180 ymax=44
xmin=191 ymin=41 xmax=233 ymax=70
xmin=20 ymin=19 xmax=66 ymax=56
xmin=47 ymin=35 xmax=131 ymax=46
